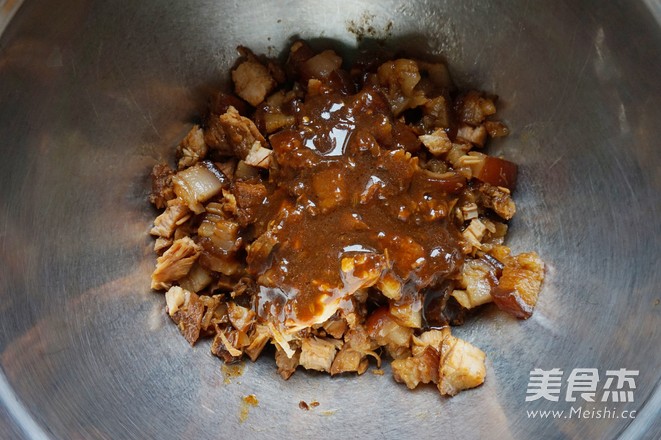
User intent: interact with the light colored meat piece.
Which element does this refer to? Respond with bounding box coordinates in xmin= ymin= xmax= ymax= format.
xmin=340 ymin=252 xmax=386 ymax=292
xmin=151 ymin=237 xmax=202 ymax=290
xmin=177 ymin=125 xmax=208 ymax=169
xmin=376 ymin=272 xmax=402 ymax=300
xmin=330 ymin=348 xmax=369 ymax=375
xmin=392 ymin=346 xmax=440 ymax=389
xmin=421 ymin=96 xmax=451 ymax=130
xmin=178 ymin=263 xmax=213 ymax=293
xmin=462 ymin=218 xmax=488 ymax=251
xmin=153 ymin=237 xmax=172 ymax=254
xmin=322 ymin=318 xmax=348 ymax=339
xmin=457 ymin=124 xmax=487 ymax=147
xmin=389 ymin=296 xmax=422 ymax=329
xmin=244 ymin=325 xmax=271 ymax=362
xmin=150 ymin=201 xmax=190 ymax=239
xmin=227 ymin=302 xmax=256 ymax=333
xmin=377 ymin=59 xmax=427 ymax=115
xmin=330 ymin=325 xmax=380 ymax=375
xmin=232 ymin=60 xmax=276 ymax=106
xmin=366 ymin=307 xmax=413 ymax=360
xmin=165 ymin=286 xmax=204 ymax=345
xmin=419 ymin=128 xmax=452 ymax=156
xmin=301 ymin=50 xmax=343 ymax=79
xmin=243 ymin=141 xmax=272 ymax=168
xmin=210 ymin=327 xmax=247 ymax=362
xmin=275 ymin=346 xmax=300 ymax=380
xmin=411 ymin=329 xmax=448 ymax=356
xmin=456 ymin=90 xmax=496 ymax=126
xmin=299 ymin=337 xmax=342 ymax=373
xmin=165 ymin=285 xmax=187 ymax=316
xmin=438 ymin=335 xmax=487 ymax=396
xmin=172 ymin=162 xmax=228 ymax=214
xmin=453 ymin=258 xmax=496 ymax=309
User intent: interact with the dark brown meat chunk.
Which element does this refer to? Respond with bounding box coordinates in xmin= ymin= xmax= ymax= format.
xmin=150 ymin=163 xmax=176 ymax=209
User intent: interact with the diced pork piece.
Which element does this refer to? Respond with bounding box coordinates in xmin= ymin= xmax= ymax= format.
xmin=299 ymin=337 xmax=342 ymax=373
xmin=421 ymin=96 xmax=452 ymax=130
xmin=215 ymin=159 xmax=238 ymax=182
xmin=330 ymin=348 xmax=369 ymax=375
xmin=366 ymin=307 xmax=413 ymax=360
xmin=456 ymin=90 xmax=497 ymax=126
xmin=176 ymin=125 xmax=208 ymax=169
xmin=232 ymin=60 xmax=276 ymax=106
xmin=197 ymin=294 xmax=222 ymax=332
xmin=165 ymin=285 xmax=187 ymax=316
xmin=475 ymin=182 xmax=516 ymax=220
xmin=211 ymin=327 xmax=245 ymax=363
xmin=491 ymin=247 xmax=545 ymax=319
xmin=392 ymin=346 xmax=441 ymax=389
xmin=263 ymin=113 xmax=296 ymax=134
xmin=330 ymin=325 xmax=379 ymax=375
xmin=376 ymin=272 xmax=402 ymax=301
xmin=300 ymin=50 xmax=343 ymax=81
xmin=153 ymin=237 xmax=172 ymax=254
xmin=149 ymin=163 xmax=176 ymax=209
xmin=227 ymin=302 xmax=256 ymax=333
xmin=275 ymin=347 xmax=300 ymax=379
xmin=452 ymin=257 xmax=499 ymax=309
xmin=419 ymin=128 xmax=452 ymax=156
xmin=438 ymin=335 xmax=487 ymax=396
xmin=244 ymin=325 xmax=271 ymax=362
xmin=203 ymin=115 xmax=231 ymax=155
xmin=165 ymin=286 xmax=205 ymax=345
xmin=322 ymin=317 xmax=348 ymax=339
xmin=150 ymin=201 xmax=190 ymax=239
xmin=243 ymin=141 xmax=272 ymax=168
xmin=172 ymin=161 xmax=229 ymax=214
xmin=457 ymin=124 xmax=487 ymax=147
xmin=462 ymin=218 xmax=488 ymax=251
xmin=377 ymin=59 xmax=427 ymax=115
xmin=411 ymin=329 xmax=448 ymax=356
xmin=390 ymin=296 xmax=422 ymax=329
xmin=151 ymin=237 xmax=202 ymax=290
xmin=177 ymin=263 xmax=213 ymax=293
xmin=197 ymin=213 xmax=241 ymax=253
xmin=484 ymin=120 xmax=509 ymax=138
xmin=232 ymin=181 xmax=268 ymax=226
xmin=223 ymin=106 xmax=268 ymax=157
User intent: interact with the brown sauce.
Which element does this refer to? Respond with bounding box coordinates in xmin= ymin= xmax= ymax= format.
xmin=247 ymin=88 xmax=463 ymax=326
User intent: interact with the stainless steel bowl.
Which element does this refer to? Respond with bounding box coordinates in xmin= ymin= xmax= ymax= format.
xmin=1 ymin=1 xmax=659 ymax=438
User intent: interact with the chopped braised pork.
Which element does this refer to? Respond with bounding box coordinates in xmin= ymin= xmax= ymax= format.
xmin=148 ymin=40 xmax=545 ymax=397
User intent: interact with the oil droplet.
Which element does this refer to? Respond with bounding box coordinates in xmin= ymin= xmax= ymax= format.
xmin=221 ymin=362 xmax=244 ymax=384
xmin=239 ymin=394 xmax=259 ymax=423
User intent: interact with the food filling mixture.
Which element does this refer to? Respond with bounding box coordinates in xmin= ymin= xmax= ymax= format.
xmin=149 ymin=41 xmax=545 ymax=396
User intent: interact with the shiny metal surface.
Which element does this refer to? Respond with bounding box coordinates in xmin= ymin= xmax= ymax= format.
xmin=0 ymin=0 xmax=659 ymax=438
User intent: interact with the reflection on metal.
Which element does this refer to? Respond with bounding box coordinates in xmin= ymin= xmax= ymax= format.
xmin=0 ymin=0 xmax=24 ymax=37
